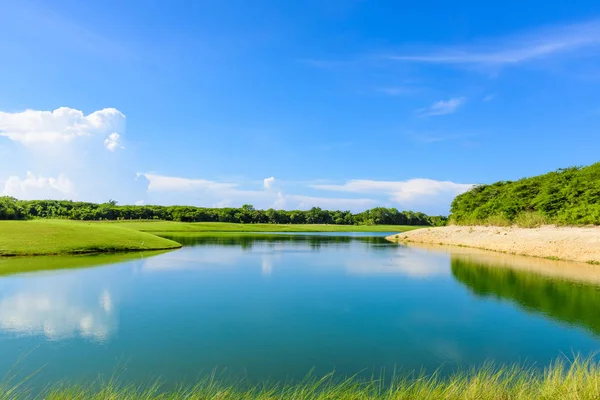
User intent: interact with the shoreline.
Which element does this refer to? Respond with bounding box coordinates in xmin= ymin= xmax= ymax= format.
xmin=386 ymin=225 xmax=600 ymax=264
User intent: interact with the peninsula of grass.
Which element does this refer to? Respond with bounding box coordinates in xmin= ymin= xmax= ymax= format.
xmin=0 ymin=220 xmax=422 ymax=257
xmin=0 ymin=220 xmax=181 ymax=256
xmin=10 ymin=357 xmax=600 ymax=400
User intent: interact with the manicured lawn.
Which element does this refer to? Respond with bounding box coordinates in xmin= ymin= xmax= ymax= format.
xmin=0 ymin=220 xmax=181 ymax=256
xmin=0 ymin=220 xmax=421 ymax=257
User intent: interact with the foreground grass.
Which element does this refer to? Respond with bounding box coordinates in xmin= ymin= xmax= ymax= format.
xmin=6 ymin=358 xmax=600 ymax=400
xmin=0 ymin=220 xmax=181 ymax=256
xmin=106 ymin=220 xmax=424 ymax=233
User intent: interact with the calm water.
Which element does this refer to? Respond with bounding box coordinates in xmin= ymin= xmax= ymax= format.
xmin=0 ymin=233 xmax=599 ymax=389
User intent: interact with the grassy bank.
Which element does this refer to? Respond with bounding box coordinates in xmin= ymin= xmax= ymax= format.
xmin=0 ymin=220 xmax=421 ymax=257
xmin=0 ymin=220 xmax=181 ymax=256
xmin=8 ymin=358 xmax=600 ymax=399
xmin=105 ymin=220 xmax=423 ymax=233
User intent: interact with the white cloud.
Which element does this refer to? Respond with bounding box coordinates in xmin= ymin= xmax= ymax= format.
xmin=387 ymin=19 xmax=600 ymax=67
xmin=417 ymin=97 xmax=465 ymax=117
xmin=0 ymin=106 xmax=143 ymax=204
xmin=141 ymin=173 xmax=379 ymax=211
xmin=104 ymin=132 xmax=123 ymax=151
xmin=263 ymin=176 xmax=276 ymax=189
xmin=134 ymin=200 xmax=145 ymax=206
xmin=312 ymin=178 xmax=474 ymax=210
xmin=0 ymin=107 xmax=125 ymax=148
xmin=144 ymin=173 xmax=239 ymax=193
xmin=2 ymin=171 xmax=75 ymax=200
xmin=483 ymin=94 xmax=496 ymax=102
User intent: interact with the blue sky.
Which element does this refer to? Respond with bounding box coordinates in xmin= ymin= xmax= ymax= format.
xmin=1 ymin=0 xmax=599 ymax=214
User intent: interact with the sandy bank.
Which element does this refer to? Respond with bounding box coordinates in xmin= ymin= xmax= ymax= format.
xmin=386 ymin=225 xmax=600 ymax=264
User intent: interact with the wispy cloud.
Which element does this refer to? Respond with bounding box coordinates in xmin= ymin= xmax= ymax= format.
xmin=408 ymin=132 xmax=469 ymax=144
xmin=373 ymin=86 xmax=416 ymax=96
xmin=313 ymin=179 xmax=474 ymax=202
xmin=416 ymin=97 xmax=466 ymax=117
xmin=386 ymin=19 xmax=600 ymax=67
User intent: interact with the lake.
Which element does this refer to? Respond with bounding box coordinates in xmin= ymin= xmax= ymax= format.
xmin=1 ymin=232 xmax=599 ymax=390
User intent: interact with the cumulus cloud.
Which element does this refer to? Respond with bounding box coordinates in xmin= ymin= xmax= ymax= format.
xmin=0 ymin=107 xmax=125 ymax=148
xmin=2 ymin=171 xmax=75 ymax=200
xmin=0 ymin=106 xmax=144 ymax=204
xmin=263 ymin=176 xmax=276 ymax=189
xmin=104 ymin=132 xmax=123 ymax=151
xmin=417 ymin=97 xmax=465 ymax=117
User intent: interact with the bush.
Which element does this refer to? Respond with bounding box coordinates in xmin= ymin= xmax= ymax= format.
xmin=450 ymin=162 xmax=600 ymax=227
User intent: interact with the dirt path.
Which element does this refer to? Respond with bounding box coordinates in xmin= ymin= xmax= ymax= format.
xmin=387 ymin=225 xmax=600 ymax=264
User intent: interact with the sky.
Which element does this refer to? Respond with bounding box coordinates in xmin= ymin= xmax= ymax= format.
xmin=1 ymin=0 xmax=599 ymax=215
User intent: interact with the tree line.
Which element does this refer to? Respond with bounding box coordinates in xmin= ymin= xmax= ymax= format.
xmin=0 ymin=197 xmax=447 ymax=226
xmin=450 ymin=162 xmax=600 ymax=226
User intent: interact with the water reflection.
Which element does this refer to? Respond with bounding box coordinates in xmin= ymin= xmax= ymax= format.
xmin=162 ymin=233 xmax=390 ymax=250
xmin=0 ymin=251 xmax=169 ymax=277
xmin=452 ymin=257 xmax=600 ymax=336
xmin=0 ymin=234 xmax=599 ymax=388
xmin=0 ymin=287 xmax=115 ymax=341
xmin=145 ymin=234 xmax=448 ymax=278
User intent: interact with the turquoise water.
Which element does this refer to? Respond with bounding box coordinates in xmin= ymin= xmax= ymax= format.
xmin=0 ymin=233 xmax=599 ymax=389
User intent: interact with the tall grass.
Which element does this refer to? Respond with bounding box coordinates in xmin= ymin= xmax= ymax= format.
xmin=514 ymin=211 xmax=549 ymax=228
xmin=449 ymin=212 xmax=551 ymax=228
xmin=3 ymin=357 xmax=600 ymax=399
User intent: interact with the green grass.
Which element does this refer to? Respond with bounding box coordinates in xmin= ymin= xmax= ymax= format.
xmin=0 ymin=220 xmax=181 ymax=256
xmin=0 ymin=220 xmax=421 ymax=257
xmin=5 ymin=357 xmax=600 ymax=399
xmin=104 ymin=220 xmax=424 ymax=233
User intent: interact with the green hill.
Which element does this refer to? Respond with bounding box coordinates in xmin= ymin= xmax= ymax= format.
xmin=450 ymin=162 xmax=600 ymax=226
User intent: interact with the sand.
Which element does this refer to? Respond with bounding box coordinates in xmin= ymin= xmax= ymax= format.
xmin=386 ymin=225 xmax=600 ymax=264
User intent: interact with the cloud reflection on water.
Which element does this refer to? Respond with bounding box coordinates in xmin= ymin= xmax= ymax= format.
xmin=0 ymin=288 xmax=115 ymax=341
xmin=140 ymin=237 xmax=451 ymax=279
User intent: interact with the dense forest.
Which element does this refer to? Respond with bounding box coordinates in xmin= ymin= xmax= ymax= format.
xmin=0 ymin=197 xmax=447 ymax=226
xmin=450 ymin=162 xmax=600 ymax=226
